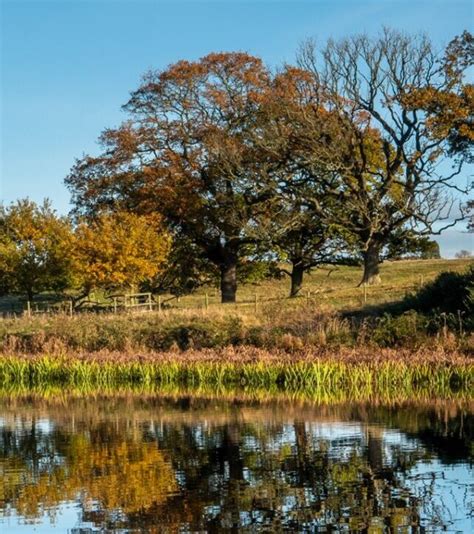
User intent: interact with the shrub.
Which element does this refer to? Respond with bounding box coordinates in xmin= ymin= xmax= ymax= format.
xmin=388 ymin=264 xmax=474 ymax=332
xmin=371 ymin=312 xmax=430 ymax=348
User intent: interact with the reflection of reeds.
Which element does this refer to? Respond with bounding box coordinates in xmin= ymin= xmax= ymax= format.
xmin=1 ymin=395 xmax=472 ymax=433
xmin=0 ymin=352 xmax=472 ymax=401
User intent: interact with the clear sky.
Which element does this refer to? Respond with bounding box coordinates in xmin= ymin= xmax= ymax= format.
xmin=1 ymin=0 xmax=473 ymax=256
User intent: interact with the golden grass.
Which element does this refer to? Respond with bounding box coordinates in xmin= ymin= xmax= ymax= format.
xmin=168 ymin=258 xmax=472 ymax=311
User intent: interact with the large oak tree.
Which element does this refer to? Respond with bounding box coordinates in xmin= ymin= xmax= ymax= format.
xmin=67 ymin=53 xmax=276 ymax=302
xmin=254 ymin=67 xmax=354 ymax=296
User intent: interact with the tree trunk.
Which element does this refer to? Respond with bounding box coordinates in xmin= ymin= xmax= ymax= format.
xmin=367 ymin=428 xmax=384 ymax=472
xmin=220 ymin=259 xmax=237 ymax=303
xmin=361 ymin=243 xmax=382 ymax=285
xmin=26 ymin=287 xmax=34 ymax=303
xmin=290 ymin=261 xmax=305 ymax=297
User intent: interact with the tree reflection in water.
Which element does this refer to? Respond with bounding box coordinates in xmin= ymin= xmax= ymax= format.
xmin=0 ymin=397 xmax=472 ymax=532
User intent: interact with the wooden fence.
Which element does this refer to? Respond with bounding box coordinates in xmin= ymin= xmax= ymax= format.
xmin=12 ymin=280 xmax=424 ymax=319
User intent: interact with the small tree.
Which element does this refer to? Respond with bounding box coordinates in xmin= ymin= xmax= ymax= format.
xmin=455 ymin=249 xmax=472 ymax=259
xmin=73 ymin=211 xmax=171 ymax=297
xmin=0 ymin=199 xmax=74 ymax=301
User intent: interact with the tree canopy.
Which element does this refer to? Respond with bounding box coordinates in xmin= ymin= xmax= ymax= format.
xmin=0 ymin=200 xmax=74 ymax=300
xmin=67 ymin=52 xmax=277 ymax=302
xmin=73 ymin=211 xmax=171 ymax=295
xmin=297 ymin=29 xmax=472 ymax=283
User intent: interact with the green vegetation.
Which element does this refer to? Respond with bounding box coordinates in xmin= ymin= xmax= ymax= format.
xmin=391 ymin=263 xmax=474 ymax=331
xmin=0 ymin=354 xmax=472 ymax=401
xmin=2 ymin=260 xmax=472 ymax=397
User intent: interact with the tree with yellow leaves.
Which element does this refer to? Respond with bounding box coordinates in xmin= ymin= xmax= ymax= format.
xmin=73 ymin=210 xmax=171 ymax=296
xmin=0 ymin=199 xmax=74 ymax=300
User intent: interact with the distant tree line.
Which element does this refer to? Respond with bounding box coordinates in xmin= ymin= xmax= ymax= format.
xmin=1 ymin=30 xmax=472 ymax=303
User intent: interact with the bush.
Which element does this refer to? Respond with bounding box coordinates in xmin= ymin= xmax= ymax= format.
xmin=371 ymin=312 xmax=430 ymax=348
xmin=405 ymin=265 xmax=473 ymax=328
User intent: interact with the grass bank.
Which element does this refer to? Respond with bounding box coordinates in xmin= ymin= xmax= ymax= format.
xmin=1 ymin=260 xmax=472 ymax=354
xmin=0 ymin=260 xmax=472 ymax=399
xmin=1 ymin=303 xmax=472 ymax=354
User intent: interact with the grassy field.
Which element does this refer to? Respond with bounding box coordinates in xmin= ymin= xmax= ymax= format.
xmin=2 ymin=257 xmax=470 ymax=315
xmin=0 ymin=258 xmax=472 ymax=355
xmin=162 ymin=258 xmax=473 ymax=311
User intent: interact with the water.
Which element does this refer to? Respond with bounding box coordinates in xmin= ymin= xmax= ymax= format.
xmin=0 ymin=396 xmax=472 ymax=533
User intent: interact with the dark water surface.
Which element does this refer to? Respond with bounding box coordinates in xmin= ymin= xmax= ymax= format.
xmin=0 ymin=396 xmax=472 ymax=533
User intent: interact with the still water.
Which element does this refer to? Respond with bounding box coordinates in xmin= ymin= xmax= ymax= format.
xmin=0 ymin=396 xmax=472 ymax=533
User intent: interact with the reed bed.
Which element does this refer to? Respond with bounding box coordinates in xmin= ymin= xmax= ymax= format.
xmin=0 ymin=349 xmax=472 ymax=401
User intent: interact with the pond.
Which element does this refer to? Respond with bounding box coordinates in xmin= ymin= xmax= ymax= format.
xmin=0 ymin=395 xmax=472 ymax=532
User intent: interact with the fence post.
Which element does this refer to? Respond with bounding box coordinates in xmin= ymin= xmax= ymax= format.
xmin=69 ymin=300 xmax=73 ymax=317
xmin=441 ymin=312 xmax=447 ymax=339
xmin=458 ymin=310 xmax=463 ymax=337
xmin=158 ymin=295 xmax=162 ymax=313
xmin=205 ymin=293 xmax=209 ymax=310
xmin=113 ymin=297 xmax=117 ymax=314
xmin=26 ymin=300 xmax=31 ymax=318
xmin=148 ymin=293 xmax=153 ymax=311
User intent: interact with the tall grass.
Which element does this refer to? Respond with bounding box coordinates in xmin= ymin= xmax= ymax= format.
xmin=0 ymin=303 xmax=471 ymax=354
xmin=0 ymin=355 xmax=472 ymax=401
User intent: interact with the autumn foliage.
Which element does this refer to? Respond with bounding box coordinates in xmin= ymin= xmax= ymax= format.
xmin=73 ymin=211 xmax=171 ymax=293
xmin=0 ymin=202 xmax=171 ymax=302
xmin=0 ymin=200 xmax=74 ymax=300
xmin=1 ymin=31 xmax=472 ymax=303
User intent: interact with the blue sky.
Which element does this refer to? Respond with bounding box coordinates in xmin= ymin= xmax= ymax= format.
xmin=1 ymin=0 xmax=473 ymax=256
